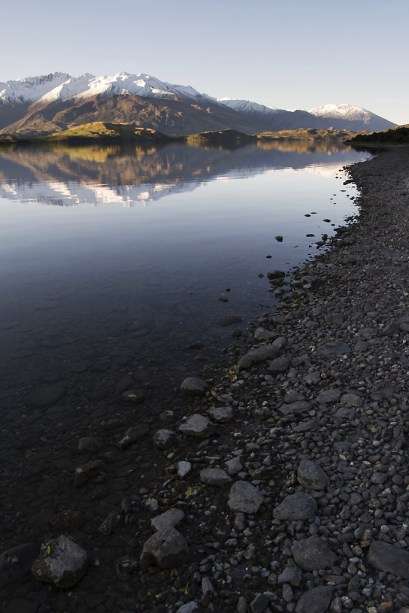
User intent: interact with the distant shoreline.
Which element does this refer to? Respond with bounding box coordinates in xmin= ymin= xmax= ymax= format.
xmin=0 ymin=124 xmax=357 ymax=148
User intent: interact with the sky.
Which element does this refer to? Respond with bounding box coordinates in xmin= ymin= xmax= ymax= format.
xmin=1 ymin=0 xmax=408 ymax=124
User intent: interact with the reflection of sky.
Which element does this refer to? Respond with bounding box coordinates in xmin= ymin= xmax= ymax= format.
xmin=0 ymin=145 xmax=368 ymax=382
xmin=0 ymin=148 xmax=365 ymax=283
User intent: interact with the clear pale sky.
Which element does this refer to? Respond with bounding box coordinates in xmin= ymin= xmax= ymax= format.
xmin=1 ymin=0 xmax=408 ymax=124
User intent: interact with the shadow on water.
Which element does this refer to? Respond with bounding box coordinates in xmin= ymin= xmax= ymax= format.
xmin=0 ymin=141 xmax=368 ymax=608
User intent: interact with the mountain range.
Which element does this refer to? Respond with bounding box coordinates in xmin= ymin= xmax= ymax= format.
xmin=0 ymin=71 xmax=396 ymax=137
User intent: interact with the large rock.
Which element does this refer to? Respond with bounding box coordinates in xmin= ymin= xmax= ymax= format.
xmin=228 ymin=481 xmax=264 ymax=514
xmin=151 ymin=508 xmax=185 ymax=532
xmin=25 ymin=383 xmax=65 ymax=408
xmin=291 ymin=536 xmax=337 ymax=571
xmin=0 ymin=543 xmax=35 ymax=588
xmin=180 ymin=377 xmax=208 ymax=396
xmin=140 ymin=527 xmax=188 ymax=570
xmin=273 ymin=492 xmax=317 ymax=521
xmin=200 ymin=468 xmax=231 ymax=486
xmin=237 ymin=344 xmax=280 ymax=370
xmin=367 ymin=541 xmax=409 ymax=578
xmin=32 ymin=535 xmax=88 ymax=588
xmin=295 ymin=586 xmax=333 ymax=613
xmin=297 ymin=459 xmax=330 ymax=490
xmin=179 ymin=414 xmax=213 ymax=438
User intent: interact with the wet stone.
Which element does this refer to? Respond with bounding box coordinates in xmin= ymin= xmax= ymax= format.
xmin=291 ymin=536 xmax=337 ymax=571
xmin=122 ymin=389 xmax=145 ymax=404
xmin=32 ymin=535 xmax=88 ymax=588
xmin=180 ymin=377 xmax=208 ymax=395
xmin=228 ymin=481 xmax=264 ymax=514
xmin=218 ymin=315 xmax=242 ymax=327
xmin=153 ymin=428 xmax=175 ymax=449
xmin=117 ymin=424 xmax=149 ymax=449
xmin=179 ymin=414 xmax=214 ymax=438
xmin=74 ymin=459 xmax=104 ymax=486
xmin=297 ymin=459 xmax=330 ymax=490
xmin=140 ymin=527 xmax=188 ymax=570
xmin=273 ymin=492 xmax=317 ymax=521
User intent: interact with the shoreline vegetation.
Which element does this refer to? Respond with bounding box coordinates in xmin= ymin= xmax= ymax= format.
xmin=0 ymin=122 xmax=359 ymax=147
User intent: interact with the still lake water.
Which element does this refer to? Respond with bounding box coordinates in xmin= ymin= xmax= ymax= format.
xmin=0 ymin=141 xmax=369 ymax=606
xmin=0 ymin=142 xmax=367 ymax=412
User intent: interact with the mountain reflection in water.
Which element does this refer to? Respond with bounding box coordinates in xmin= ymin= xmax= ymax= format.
xmin=0 ymin=140 xmax=362 ymax=208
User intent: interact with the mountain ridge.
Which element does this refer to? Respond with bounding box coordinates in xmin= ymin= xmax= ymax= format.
xmin=0 ymin=71 xmax=397 ymax=136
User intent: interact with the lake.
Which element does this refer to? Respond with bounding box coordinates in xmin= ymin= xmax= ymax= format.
xmin=0 ymin=140 xmax=367 ymax=607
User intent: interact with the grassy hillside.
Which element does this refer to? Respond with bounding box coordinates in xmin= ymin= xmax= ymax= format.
xmin=0 ymin=123 xmax=174 ymax=144
xmin=258 ymin=128 xmax=357 ymax=142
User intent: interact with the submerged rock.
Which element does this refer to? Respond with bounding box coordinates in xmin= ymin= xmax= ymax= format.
xmin=180 ymin=377 xmax=208 ymax=395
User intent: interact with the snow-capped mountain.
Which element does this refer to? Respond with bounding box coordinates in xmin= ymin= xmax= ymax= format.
xmin=310 ymin=104 xmax=372 ymax=122
xmin=0 ymin=71 xmax=397 ymax=136
xmin=0 ymin=72 xmax=71 ymax=103
xmin=309 ymin=104 xmax=392 ymax=131
xmin=218 ymin=98 xmax=279 ymax=114
xmin=0 ymin=71 xmax=207 ymax=105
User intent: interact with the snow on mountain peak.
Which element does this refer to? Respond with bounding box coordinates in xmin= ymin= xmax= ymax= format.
xmin=1 ymin=71 xmax=209 ymax=106
xmin=218 ymin=98 xmax=279 ymax=114
xmin=0 ymin=72 xmax=72 ymax=103
xmin=309 ymin=104 xmax=372 ymax=122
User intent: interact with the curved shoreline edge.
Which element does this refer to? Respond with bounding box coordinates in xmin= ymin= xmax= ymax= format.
xmin=136 ymin=148 xmax=409 ymax=611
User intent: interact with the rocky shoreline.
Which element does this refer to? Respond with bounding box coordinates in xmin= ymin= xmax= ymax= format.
xmin=2 ymin=148 xmax=409 ymax=612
